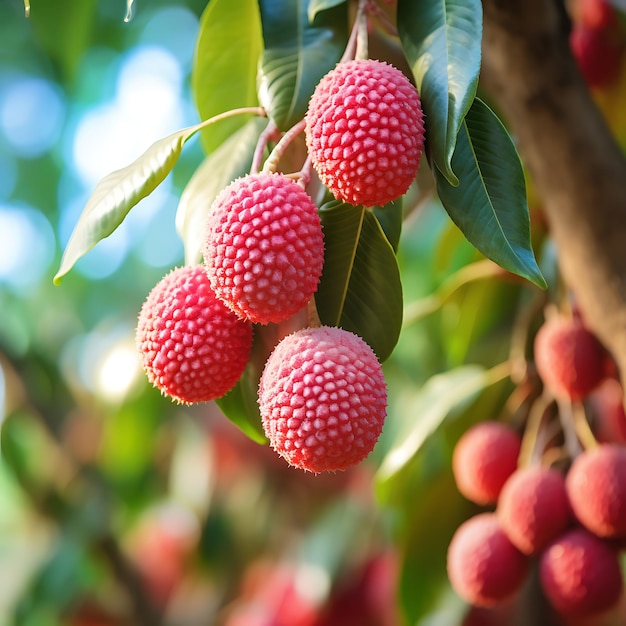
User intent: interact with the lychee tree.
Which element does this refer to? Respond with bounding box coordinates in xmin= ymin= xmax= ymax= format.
xmin=8 ymin=0 xmax=626 ymax=623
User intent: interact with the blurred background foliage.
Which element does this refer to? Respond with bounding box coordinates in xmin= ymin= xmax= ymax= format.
xmin=0 ymin=0 xmax=577 ymax=624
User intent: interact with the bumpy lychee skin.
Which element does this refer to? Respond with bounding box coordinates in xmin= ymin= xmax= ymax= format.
xmin=452 ymin=421 xmax=522 ymax=506
xmin=258 ymin=326 xmax=387 ymax=473
xmin=136 ymin=265 xmax=253 ymax=403
xmin=534 ymin=316 xmax=607 ymax=401
xmin=497 ymin=466 xmax=571 ymax=555
xmin=305 ymin=59 xmax=425 ymax=207
xmin=203 ymin=173 xmax=324 ymax=324
xmin=539 ymin=529 xmax=623 ymax=617
xmin=447 ymin=513 xmax=530 ymax=607
xmin=566 ymin=444 xmax=626 ymax=538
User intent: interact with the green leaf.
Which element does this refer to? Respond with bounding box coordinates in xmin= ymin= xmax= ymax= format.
xmin=398 ymin=0 xmax=482 ymax=185
xmin=316 ymin=201 xmax=403 ymax=362
xmin=372 ymin=198 xmax=403 ymax=253
xmin=176 ymin=118 xmax=268 ymax=265
xmin=258 ymin=0 xmax=348 ymax=130
xmin=192 ymin=0 xmax=263 ymax=154
xmin=376 ymin=365 xmax=490 ymax=483
xmin=435 ymin=98 xmax=547 ymax=289
xmin=216 ymin=323 xmax=301 ymax=444
xmin=54 ymin=123 xmax=205 ymax=285
xmin=307 ymin=0 xmax=347 ymax=22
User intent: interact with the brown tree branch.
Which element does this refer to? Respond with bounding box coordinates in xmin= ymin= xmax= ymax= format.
xmin=480 ymin=0 xmax=626 ymax=387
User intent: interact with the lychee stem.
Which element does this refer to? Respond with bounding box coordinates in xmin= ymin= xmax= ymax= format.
xmin=340 ymin=0 xmax=370 ymax=62
xmin=571 ymin=401 xmax=599 ymax=451
xmin=519 ymin=392 xmax=553 ymax=467
xmin=261 ymin=119 xmax=306 ymax=174
xmin=198 ymin=106 xmax=267 ymax=133
xmin=557 ymin=398 xmax=584 ymax=459
xmin=366 ymin=1 xmax=398 ymax=38
xmin=250 ymin=119 xmax=280 ymax=175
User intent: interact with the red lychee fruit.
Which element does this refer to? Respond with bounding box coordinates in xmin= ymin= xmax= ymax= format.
xmin=534 ymin=315 xmax=607 ymax=401
xmin=539 ymin=529 xmax=623 ymax=617
xmin=566 ymin=444 xmax=626 ymax=538
xmin=570 ymin=25 xmax=624 ymax=89
xmin=452 ymin=421 xmax=522 ymax=506
xmin=575 ymin=0 xmax=617 ymax=30
xmin=447 ymin=513 xmax=530 ymax=607
xmin=305 ymin=59 xmax=425 ymax=207
xmin=258 ymin=326 xmax=387 ymax=473
xmin=203 ymin=173 xmax=324 ymax=324
xmin=136 ymin=265 xmax=253 ymax=403
xmin=590 ymin=378 xmax=626 ymax=445
xmin=497 ymin=466 xmax=572 ymax=555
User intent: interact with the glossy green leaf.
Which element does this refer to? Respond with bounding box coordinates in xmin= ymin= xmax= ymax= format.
xmin=307 ymin=0 xmax=347 ymax=22
xmin=54 ymin=122 xmax=206 ymax=285
xmin=192 ymin=0 xmax=263 ymax=154
xmin=398 ymin=0 xmax=482 ymax=185
xmin=435 ymin=98 xmax=547 ymax=289
xmin=316 ymin=201 xmax=403 ymax=362
xmin=376 ymin=365 xmax=490 ymax=483
xmin=177 ymin=118 xmax=268 ymax=265
xmin=258 ymin=0 xmax=348 ymax=130
xmin=216 ymin=322 xmax=302 ymax=444
xmin=372 ymin=198 xmax=403 ymax=253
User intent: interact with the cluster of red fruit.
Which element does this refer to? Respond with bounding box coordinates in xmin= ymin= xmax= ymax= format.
xmin=448 ymin=312 xmax=626 ymax=619
xmin=570 ymin=0 xmax=625 ymax=88
xmin=134 ymin=59 xmax=425 ymax=474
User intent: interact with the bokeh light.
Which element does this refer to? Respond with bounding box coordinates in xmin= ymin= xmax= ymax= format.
xmin=0 ymin=204 xmax=55 ymax=290
xmin=0 ymin=75 xmax=66 ymax=158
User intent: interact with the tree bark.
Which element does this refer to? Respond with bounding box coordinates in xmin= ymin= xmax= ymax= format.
xmin=480 ymin=0 xmax=626 ymax=385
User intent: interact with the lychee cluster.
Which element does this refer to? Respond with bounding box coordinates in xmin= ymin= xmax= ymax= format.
xmin=448 ymin=421 xmax=625 ymax=618
xmin=305 ymin=58 xmax=425 ymax=208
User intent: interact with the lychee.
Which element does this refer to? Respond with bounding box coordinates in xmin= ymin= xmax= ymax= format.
xmin=539 ymin=529 xmax=623 ymax=617
xmin=590 ymin=378 xmax=626 ymax=445
xmin=570 ymin=25 xmax=623 ymax=89
xmin=305 ymin=59 xmax=425 ymax=207
xmin=452 ymin=421 xmax=522 ymax=506
xmin=575 ymin=0 xmax=617 ymax=30
xmin=566 ymin=443 xmax=626 ymax=538
xmin=203 ymin=173 xmax=324 ymax=324
xmin=258 ymin=326 xmax=387 ymax=473
xmin=497 ymin=466 xmax=572 ymax=555
xmin=446 ymin=513 xmax=530 ymax=607
xmin=136 ymin=265 xmax=253 ymax=403
xmin=534 ymin=315 xmax=607 ymax=401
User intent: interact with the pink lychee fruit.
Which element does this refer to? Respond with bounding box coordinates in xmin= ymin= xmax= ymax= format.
xmin=570 ymin=25 xmax=624 ymax=89
xmin=539 ymin=528 xmax=623 ymax=617
xmin=452 ymin=421 xmax=522 ymax=506
xmin=566 ymin=443 xmax=626 ymax=538
xmin=497 ymin=466 xmax=572 ymax=555
xmin=258 ymin=326 xmax=387 ymax=473
xmin=590 ymin=378 xmax=626 ymax=445
xmin=575 ymin=0 xmax=617 ymax=30
xmin=305 ymin=59 xmax=425 ymax=207
xmin=203 ymin=173 xmax=324 ymax=324
xmin=136 ymin=265 xmax=253 ymax=403
xmin=446 ymin=513 xmax=530 ymax=607
xmin=534 ymin=315 xmax=607 ymax=401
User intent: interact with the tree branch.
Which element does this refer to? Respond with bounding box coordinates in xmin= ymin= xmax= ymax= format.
xmin=480 ymin=0 xmax=626 ymax=387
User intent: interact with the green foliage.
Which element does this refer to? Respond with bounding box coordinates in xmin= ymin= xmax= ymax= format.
xmin=316 ymin=201 xmax=403 ymax=363
xmin=435 ymin=98 xmax=546 ymax=289
xmin=192 ymin=0 xmax=263 ymax=153
xmin=398 ymin=0 xmax=483 ymax=185
xmin=257 ymin=0 xmax=348 ymax=130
